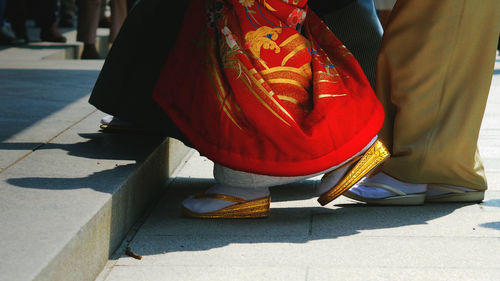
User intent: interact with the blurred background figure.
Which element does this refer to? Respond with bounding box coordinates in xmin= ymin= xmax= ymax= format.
xmin=58 ymin=0 xmax=77 ymax=28
xmin=5 ymin=0 xmax=67 ymax=43
xmin=98 ymin=0 xmax=111 ymax=28
xmin=373 ymin=0 xmax=396 ymax=29
xmin=0 ymin=0 xmax=16 ymax=45
xmin=108 ymin=0 xmax=127 ymax=43
xmin=76 ymin=0 xmax=127 ymax=59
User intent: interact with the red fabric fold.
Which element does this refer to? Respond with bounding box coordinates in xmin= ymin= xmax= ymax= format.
xmin=152 ymin=0 xmax=384 ymax=176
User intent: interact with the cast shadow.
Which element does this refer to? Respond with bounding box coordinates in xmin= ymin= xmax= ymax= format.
xmin=7 ymin=164 xmax=136 ymax=193
xmin=5 ymin=132 xmax=165 ymax=194
xmin=479 ymin=199 xmax=500 ymax=230
xmin=1 ymin=132 xmax=164 ymax=160
xmin=0 ymin=68 xmax=100 ymax=143
xmin=121 ymin=177 xmax=494 ymax=256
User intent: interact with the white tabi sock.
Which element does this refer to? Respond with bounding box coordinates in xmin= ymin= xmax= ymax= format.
xmin=315 ymin=136 xmax=378 ymax=196
xmin=348 ymin=172 xmax=427 ymax=199
xmin=315 ymin=164 xmax=352 ymax=196
xmin=100 ymin=115 xmax=114 ymax=125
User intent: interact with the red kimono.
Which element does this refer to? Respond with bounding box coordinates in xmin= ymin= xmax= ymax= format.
xmin=153 ymin=0 xmax=384 ymax=176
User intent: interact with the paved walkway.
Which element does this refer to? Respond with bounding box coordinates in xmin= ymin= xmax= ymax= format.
xmin=0 ymin=25 xmax=190 ymax=281
xmin=95 ymin=57 xmax=500 ymax=281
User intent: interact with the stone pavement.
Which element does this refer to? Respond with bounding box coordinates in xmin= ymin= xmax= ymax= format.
xmin=94 ymin=57 xmax=500 ymax=281
xmin=0 ymin=24 xmax=191 ymax=281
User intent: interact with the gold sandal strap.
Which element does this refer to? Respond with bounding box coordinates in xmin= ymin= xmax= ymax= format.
xmin=321 ymin=156 xmax=362 ymax=181
xmin=194 ymin=192 xmax=247 ymax=203
xmin=363 ymin=182 xmax=408 ymax=196
xmin=318 ymin=139 xmax=390 ymax=206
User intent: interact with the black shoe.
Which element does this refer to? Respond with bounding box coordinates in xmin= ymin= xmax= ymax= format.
xmin=40 ymin=23 xmax=67 ymax=43
xmin=98 ymin=17 xmax=111 ymax=28
xmin=0 ymin=25 xmax=16 ymax=45
xmin=0 ymin=25 xmax=27 ymax=45
xmin=10 ymin=22 xmax=29 ymax=43
xmin=81 ymin=44 xmax=102 ymax=59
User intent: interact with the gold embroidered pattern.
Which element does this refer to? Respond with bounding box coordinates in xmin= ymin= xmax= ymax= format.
xmin=245 ymin=26 xmax=282 ymax=58
xmin=239 ymin=0 xmax=255 ymax=8
xmin=338 ymin=45 xmax=353 ymax=57
xmin=316 ymin=71 xmax=339 ymax=78
xmin=245 ymin=67 xmax=295 ymax=126
xmin=279 ymin=33 xmax=301 ymax=47
xmin=276 ymin=95 xmax=300 ymax=105
xmin=281 ymin=43 xmax=307 ymax=66
xmin=267 ymin=78 xmax=305 ymax=88
xmin=262 ymin=0 xmax=277 ymax=11
xmin=207 ymin=51 xmax=243 ymax=130
xmin=254 ymin=56 xmax=270 ymax=69
xmin=260 ymin=65 xmax=311 ymax=80
xmin=317 ymin=94 xmax=347 ymax=99
xmin=316 ymin=79 xmax=339 ymax=84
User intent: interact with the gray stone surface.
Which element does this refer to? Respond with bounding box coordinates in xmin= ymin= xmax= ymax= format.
xmin=104 ymin=266 xmax=307 ymax=281
xmin=0 ymin=25 xmax=192 ymax=281
xmin=307 ymin=268 xmax=500 ymax=281
xmin=96 ymin=58 xmax=500 ymax=281
xmin=0 ymin=66 xmax=100 ymax=170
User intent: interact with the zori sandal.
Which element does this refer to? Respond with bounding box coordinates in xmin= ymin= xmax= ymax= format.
xmin=317 ymin=139 xmax=390 ymax=206
xmin=341 ymin=172 xmax=426 ymax=205
xmin=182 ymin=192 xmax=271 ymax=219
xmin=343 ymin=185 xmax=426 ymax=205
xmin=425 ymin=184 xmax=484 ymax=203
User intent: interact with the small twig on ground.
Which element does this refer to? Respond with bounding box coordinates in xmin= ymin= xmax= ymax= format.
xmin=125 ymin=247 xmax=142 ymax=260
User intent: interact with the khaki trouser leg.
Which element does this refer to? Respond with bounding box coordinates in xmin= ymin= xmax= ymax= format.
xmin=376 ymin=0 xmax=500 ymax=190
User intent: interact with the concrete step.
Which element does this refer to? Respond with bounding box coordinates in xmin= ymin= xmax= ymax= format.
xmin=0 ymin=26 xmax=193 ymax=281
xmin=0 ymin=21 xmax=109 ymax=61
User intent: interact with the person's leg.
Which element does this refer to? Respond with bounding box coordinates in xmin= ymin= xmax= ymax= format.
xmin=109 ymin=0 xmax=127 ymax=43
xmin=98 ymin=0 xmax=110 ymax=27
xmin=348 ymin=0 xmax=500 ymax=204
xmin=5 ymin=0 xmax=29 ymax=42
xmin=59 ymin=0 xmax=77 ymax=27
xmin=33 ymin=0 xmax=67 ymax=42
xmin=76 ymin=0 xmax=102 ymax=58
xmin=0 ymin=0 xmax=5 ymax=26
xmin=0 ymin=0 xmax=15 ymax=44
xmin=100 ymin=0 xmax=107 ymax=19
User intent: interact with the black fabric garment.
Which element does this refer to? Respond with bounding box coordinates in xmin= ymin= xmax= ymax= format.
xmin=312 ymin=0 xmax=383 ymax=88
xmin=308 ymin=0 xmax=355 ymax=16
xmin=5 ymin=0 xmax=57 ymax=31
xmin=0 ymin=0 xmax=6 ymax=26
xmin=127 ymin=0 xmax=139 ymax=12
xmin=88 ymin=0 xmax=189 ymax=144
